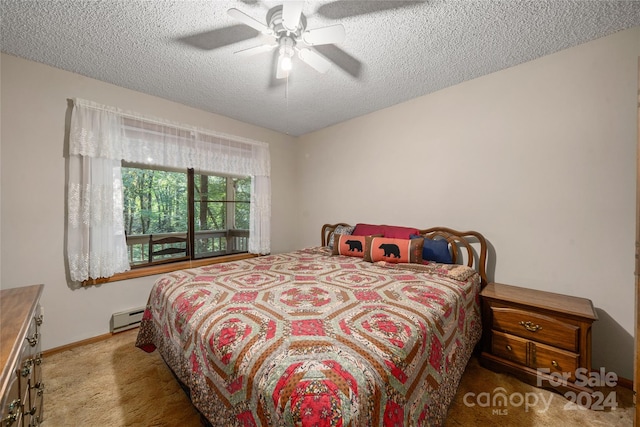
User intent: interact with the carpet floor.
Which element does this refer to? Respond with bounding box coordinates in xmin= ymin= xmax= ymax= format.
xmin=41 ymin=329 xmax=632 ymax=426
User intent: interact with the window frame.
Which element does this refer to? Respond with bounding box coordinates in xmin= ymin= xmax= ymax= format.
xmin=120 ymin=164 xmax=252 ymax=270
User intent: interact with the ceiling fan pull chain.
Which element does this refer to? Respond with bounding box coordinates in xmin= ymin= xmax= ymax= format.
xmin=285 ymin=74 xmax=290 ymax=134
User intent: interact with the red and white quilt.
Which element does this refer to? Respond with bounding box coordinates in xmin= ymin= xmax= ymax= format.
xmin=136 ymin=247 xmax=481 ymax=426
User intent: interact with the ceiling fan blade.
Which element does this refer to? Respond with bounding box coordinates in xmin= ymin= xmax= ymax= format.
xmin=234 ymin=43 xmax=277 ymax=57
xmin=282 ymin=1 xmax=304 ymax=31
xmin=228 ymin=8 xmax=272 ymax=35
xmin=314 ymin=44 xmax=363 ymax=78
xmin=178 ymin=25 xmax=259 ymax=51
xmin=301 ymin=24 xmax=346 ymax=46
xmin=276 ymin=54 xmax=290 ymax=79
xmin=298 ymin=48 xmax=331 ymax=74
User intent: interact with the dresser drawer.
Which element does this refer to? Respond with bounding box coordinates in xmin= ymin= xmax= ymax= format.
xmin=1 ymin=373 xmax=22 ymax=427
xmin=29 ymin=390 xmax=43 ymax=426
xmin=491 ymin=331 xmax=528 ymax=365
xmin=491 ymin=306 xmax=579 ymax=352
xmin=18 ymin=340 xmax=34 ymax=413
xmin=28 ymin=353 xmax=43 ymax=412
xmin=532 ymin=341 xmax=579 ymax=380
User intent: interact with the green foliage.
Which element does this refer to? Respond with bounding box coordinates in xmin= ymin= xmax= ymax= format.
xmin=122 ymin=168 xmax=188 ymax=235
xmin=122 ymin=167 xmax=251 ymax=236
xmin=194 ymin=174 xmax=226 ymax=232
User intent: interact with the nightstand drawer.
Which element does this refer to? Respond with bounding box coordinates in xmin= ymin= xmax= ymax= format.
xmin=532 ymin=342 xmax=579 ymax=380
xmin=491 ymin=306 xmax=579 ymax=352
xmin=491 ymin=331 xmax=528 ymax=365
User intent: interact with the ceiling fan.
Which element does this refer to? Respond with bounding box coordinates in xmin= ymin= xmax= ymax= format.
xmin=227 ymin=2 xmax=347 ymax=79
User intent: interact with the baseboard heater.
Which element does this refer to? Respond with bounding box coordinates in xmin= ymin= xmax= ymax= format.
xmin=110 ymin=306 xmax=145 ymax=333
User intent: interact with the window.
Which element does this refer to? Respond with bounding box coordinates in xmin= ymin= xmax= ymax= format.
xmin=67 ymin=98 xmax=270 ymax=283
xmin=123 ymin=165 xmax=251 ymax=267
xmin=193 ymin=173 xmax=251 ymax=260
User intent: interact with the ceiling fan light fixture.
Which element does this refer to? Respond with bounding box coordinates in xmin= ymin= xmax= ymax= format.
xmin=280 ymin=54 xmax=292 ymax=71
xmin=278 ymin=36 xmax=295 ymax=72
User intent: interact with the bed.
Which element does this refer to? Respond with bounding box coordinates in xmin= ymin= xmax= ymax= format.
xmin=136 ymin=223 xmax=488 ymax=426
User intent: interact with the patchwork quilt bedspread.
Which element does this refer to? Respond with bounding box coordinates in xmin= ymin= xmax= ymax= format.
xmin=135 ymin=247 xmax=482 ymax=426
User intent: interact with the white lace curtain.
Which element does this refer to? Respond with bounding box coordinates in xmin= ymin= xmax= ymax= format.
xmin=67 ymin=98 xmax=271 ymax=282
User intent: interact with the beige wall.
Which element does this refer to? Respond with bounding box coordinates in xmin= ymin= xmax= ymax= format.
xmin=0 ymin=54 xmax=299 ymax=350
xmin=297 ymin=27 xmax=640 ymax=378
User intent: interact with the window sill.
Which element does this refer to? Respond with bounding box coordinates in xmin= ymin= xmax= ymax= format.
xmin=81 ymin=253 xmax=259 ymax=286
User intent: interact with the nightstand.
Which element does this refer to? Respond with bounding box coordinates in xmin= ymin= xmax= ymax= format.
xmin=479 ymin=282 xmax=598 ymax=396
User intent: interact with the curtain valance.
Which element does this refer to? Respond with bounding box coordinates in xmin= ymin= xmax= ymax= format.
xmin=70 ymin=98 xmax=270 ymax=176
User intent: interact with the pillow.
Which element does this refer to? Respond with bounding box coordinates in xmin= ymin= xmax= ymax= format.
xmin=364 ymin=237 xmax=423 ymax=264
xmin=380 ymin=225 xmax=420 ymax=239
xmin=328 ymin=225 xmax=355 ymax=249
xmin=411 ymin=234 xmax=453 ymax=264
xmin=332 ymin=234 xmax=370 ymax=258
xmin=353 ymin=223 xmax=420 ymax=239
xmin=352 ymin=223 xmax=385 ymax=237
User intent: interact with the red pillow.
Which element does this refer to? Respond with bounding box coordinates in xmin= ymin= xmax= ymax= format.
xmin=381 ymin=225 xmax=420 ymax=239
xmin=352 ymin=223 xmax=385 ymax=236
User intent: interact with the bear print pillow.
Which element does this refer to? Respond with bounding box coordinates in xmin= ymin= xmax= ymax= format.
xmin=332 ymin=234 xmax=369 ymax=258
xmin=364 ymin=237 xmax=424 ymax=264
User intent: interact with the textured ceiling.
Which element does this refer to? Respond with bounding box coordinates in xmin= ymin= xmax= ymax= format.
xmin=1 ymin=1 xmax=639 ymax=136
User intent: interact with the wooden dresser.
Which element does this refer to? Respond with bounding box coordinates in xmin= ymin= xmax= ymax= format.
xmin=1 ymin=285 xmax=44 ymax=427
xmin=479 ymin=282 xmax=597 ymax=396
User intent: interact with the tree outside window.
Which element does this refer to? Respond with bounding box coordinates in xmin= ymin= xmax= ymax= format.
xmin=122 ymin=165 xmax=250 ymax=266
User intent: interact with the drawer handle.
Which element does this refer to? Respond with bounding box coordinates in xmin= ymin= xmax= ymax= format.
xmin=519 ymin=321 xmax=542 ymax=332
xmin=2 ymin=413 xmax=18 ymax=426
xmin=506 ymin=345 xmax=512 ymax=351
xmin=26 ymin=332 xmax=39 ymax=347
xmin=551 ymin=360 xmax=559 ymax=368
xmin=7 ymin=399 xmax=20 ymax=412
xmin=21 ymin=364 xmax=31 ymax=377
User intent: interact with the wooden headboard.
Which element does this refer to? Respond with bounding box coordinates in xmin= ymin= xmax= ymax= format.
xmin=321 ymin=223 xmax=488 ymax=288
